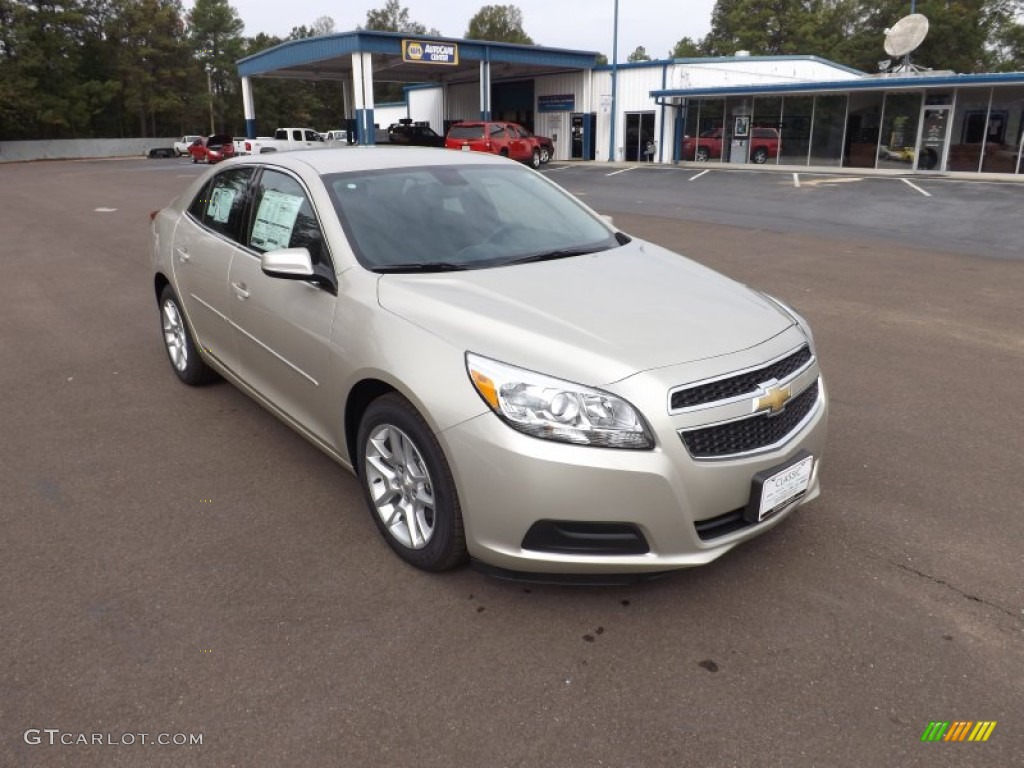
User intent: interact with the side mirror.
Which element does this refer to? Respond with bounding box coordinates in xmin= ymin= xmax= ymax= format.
xmin=260 ymin=247 xmax=338 ymax=294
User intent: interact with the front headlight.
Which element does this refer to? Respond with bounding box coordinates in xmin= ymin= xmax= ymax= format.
xmin=466 ymin=353 xmax=654 ymax=450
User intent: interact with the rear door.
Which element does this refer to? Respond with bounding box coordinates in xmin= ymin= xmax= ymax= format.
xmin=171 ymin=166 xmax=256 ymax=374
xmin=226 ymin=167 xmax=338 ymax=443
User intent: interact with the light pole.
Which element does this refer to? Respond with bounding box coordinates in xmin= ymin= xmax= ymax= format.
xmin=205 ymin=63 xmax=215 ymax=135
xmin=608 ymin=0 xmax=619 ymax=162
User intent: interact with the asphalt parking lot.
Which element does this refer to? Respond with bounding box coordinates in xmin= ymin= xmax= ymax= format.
xmin=1 ymin=155 xmax=1022 ymax=767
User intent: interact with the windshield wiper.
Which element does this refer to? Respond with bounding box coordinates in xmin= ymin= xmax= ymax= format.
xmin=373 ymin=262 xmax=470 ymax=273
xmin=502 ymin=245 xmax=606 ymax=266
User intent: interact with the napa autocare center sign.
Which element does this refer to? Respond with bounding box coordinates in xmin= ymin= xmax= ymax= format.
xmin=402 ymin=40 xmax=459 ymax=65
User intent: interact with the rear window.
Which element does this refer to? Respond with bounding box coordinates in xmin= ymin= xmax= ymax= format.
xmin=449 ymin=125 xmax=484 ymax=139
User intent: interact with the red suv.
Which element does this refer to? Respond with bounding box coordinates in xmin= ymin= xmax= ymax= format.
xmin=445 ymin=121 xmax=543 ymax=168
xmin=682 ymin=127 xmax=780 ymax=164
xmin=188 ymin=134 xmax=236 ymax=164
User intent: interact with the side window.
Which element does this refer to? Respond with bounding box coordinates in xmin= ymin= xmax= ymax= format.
xmin=247 ymin=170 xmax=330 ymax=268
xmin=194 ymin=167 xmax=254 ymax=243
xmin=490 ymin=124 xmax=506 ymax=138
xmin=303 ymin=130 xmax=317 ymax=142
xmin=292 ymin=129 xmax=302 ymax=141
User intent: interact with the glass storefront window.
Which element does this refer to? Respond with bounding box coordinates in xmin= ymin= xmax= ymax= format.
xmin=877 ymin=91 xmax=923 ymax=170
xmin=949 ymin=88 xmax=991 ymax=172
xmin=809 ymin=94 xmax=847 ymax=166
xmin=843 ymin=91 xmax=884 ymax=168
xmin=982 ymin=86 xmax=1024 ymax=174
xmin=779 ymin=96 xmax=813 ymax=165
xmin=683 ymin=99 xmax=725 ymax=163
xmin=752 ymin=97 xmax=783 ymax=165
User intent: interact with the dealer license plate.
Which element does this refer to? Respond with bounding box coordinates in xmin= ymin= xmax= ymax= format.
xmin=747 ymin=453 xmax=814 ymax=522
xmin=461 ymin=145 xmax=471 ymax=151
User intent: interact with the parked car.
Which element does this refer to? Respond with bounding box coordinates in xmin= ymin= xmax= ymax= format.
xmin=445 ymin=121 xmax=543 ymax=168
xmin=235 ymin=127 xmax=324 ymax=156
xmin=511 ymin=124 xmax=555 ymax=163
xmin=187 ymin=134 xmax=235 ymax=164
xmin=151 ymin=147 xmax=826 ymax=575
xmin=387 ymin=121 xmax=446 ymax=147
xmin=683 ymin=127 xmax=781 ymax=163
xmin=323 ymin=129 xmax=349 ymax=143
xmin=174 ymin=135 xmax=203 ymax=156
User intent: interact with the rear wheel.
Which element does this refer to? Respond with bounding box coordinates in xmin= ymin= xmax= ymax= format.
xmin=751 ymin=147 xmax=769 ymax=164
xmin=696 ymin=147 xmax=710 ymax=162
xmin=357 ymin=394 xmax=467 ymax=572
xmin=159 ymin=286 xmax=218 ymax=386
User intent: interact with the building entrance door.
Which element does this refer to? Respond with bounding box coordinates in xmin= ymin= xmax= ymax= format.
xmin=917 ymin=104 xmax=951 ymax=171
xmin=624 ymin=112 xmax=655 ymax=161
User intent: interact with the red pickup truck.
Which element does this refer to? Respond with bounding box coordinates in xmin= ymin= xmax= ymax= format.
xmin=682 ymin=127 xmax=780 ymax=164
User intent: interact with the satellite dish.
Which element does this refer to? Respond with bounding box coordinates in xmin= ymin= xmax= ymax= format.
xmin=884 ymin=14 xmax=929 ymax=57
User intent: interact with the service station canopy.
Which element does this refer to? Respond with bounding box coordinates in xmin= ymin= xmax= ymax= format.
xmin=237 ymin=30 xmax=599 ymax=86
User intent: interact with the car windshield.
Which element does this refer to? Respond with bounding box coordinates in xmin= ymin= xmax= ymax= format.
xmin=324 ymin=164 xmax=620 ymax=272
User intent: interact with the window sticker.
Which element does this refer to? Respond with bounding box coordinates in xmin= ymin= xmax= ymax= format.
xmin=251 ymin=189 xmax=304 ymax=251
xmin=207 ymin=186 xmax=236 ymax=224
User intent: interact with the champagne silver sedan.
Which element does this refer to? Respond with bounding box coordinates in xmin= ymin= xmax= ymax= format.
xmin=151 ymin=148 xmax=827 ymax=575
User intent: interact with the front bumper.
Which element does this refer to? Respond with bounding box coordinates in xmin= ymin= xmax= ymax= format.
xmin=440 ymin=333 xmax=828 ymax=574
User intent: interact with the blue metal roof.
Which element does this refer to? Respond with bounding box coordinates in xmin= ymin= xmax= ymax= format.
xmin=652 ymin=70 xmax=1024 ymax=99
xmin=237 ymin=30 xmax=598 ymax=78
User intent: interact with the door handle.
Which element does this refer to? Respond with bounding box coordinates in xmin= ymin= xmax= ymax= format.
xmin=231 ymin=282 xmax=249 ymax=300
xmin=175 ymin=247 xmax=190 ymax=263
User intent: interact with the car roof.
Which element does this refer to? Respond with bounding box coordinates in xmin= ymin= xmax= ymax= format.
xmin=220 ymin=146 xmax=512 ymax=175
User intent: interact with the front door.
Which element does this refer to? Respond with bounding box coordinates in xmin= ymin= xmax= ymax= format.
xmin=625 ymin=112 xmax=655 ymax=161
xmin=918 ymin=105 xmax=952 ymax=171
xmin=228 ymin=168 xmax=338 ymax=444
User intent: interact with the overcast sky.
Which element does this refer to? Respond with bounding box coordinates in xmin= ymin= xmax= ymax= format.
xmin=200 ymin=1 xmax=718 ymax=61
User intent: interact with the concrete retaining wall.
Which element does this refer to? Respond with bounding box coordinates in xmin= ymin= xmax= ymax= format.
xmin=0 ymin=137 xmax=180 ymax=163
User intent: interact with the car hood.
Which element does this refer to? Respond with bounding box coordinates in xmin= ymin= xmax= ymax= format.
xmin=376 ymin=239 xmax=793 ymax=385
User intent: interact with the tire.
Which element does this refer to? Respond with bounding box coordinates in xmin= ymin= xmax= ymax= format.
xmin=539 ymin=146 xmax=551 ymax=164
xmin=158 ymin=286 xmax=218 ymax=386
xmin=751 ymin=147 xmax=769 ymax=164
xmin=357 ymin=393 xmax=467 ymax=572
xmin=499 ymin=148 xmax=509 ymax=158
xmin=695 ymin=147 xmax=710 ymax=162
xmin=529 ymin=149 xmax=541 ymax=169
xmin=191 ymin=156 xmax=197 ymax=164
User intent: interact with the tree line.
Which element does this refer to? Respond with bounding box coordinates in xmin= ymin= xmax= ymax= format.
xmin=1 ymin=1 xmax=1021 ymax=142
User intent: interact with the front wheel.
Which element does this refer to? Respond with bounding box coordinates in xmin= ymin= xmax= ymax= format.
xmin=159 ymin=286 xmax=218 ymax=385
xmin=695 ymin=147 xmax=710 ymax=162
xmin=529 ymin=149 xmax=541 ymax=169
xmin=751 ymin=147 xmax=769 ymax=164
xmin=539 ymin=146 xmax=551 ymax=164
xmin=357 ymin=394 xmax=467 ymax=572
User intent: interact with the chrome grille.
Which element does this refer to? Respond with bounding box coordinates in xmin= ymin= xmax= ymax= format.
xmin=670 ymin=345 xmax=812 ymax=410
xmin=680 ymin=381 xmax=820 ymax=458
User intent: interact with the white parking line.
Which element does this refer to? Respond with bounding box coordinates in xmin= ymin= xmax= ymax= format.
xmin=689 ymin=170 xmax=710 ymax=181
xmin=606 ymin=167 xmax=635 ymax=177
xmin=543 ymin=165 xmax=572 ymax=172
xmin=901 ymin=178 xmax=933 ymax=197
xmin=793 ymin=173 xmax=800 ymax=188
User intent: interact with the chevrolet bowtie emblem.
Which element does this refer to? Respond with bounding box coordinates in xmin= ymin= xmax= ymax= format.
xmin=755 ymin=385 xmax=792 ymax=415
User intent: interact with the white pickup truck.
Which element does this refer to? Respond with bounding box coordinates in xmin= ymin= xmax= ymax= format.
xmin=174 ymin=135 xmax=203 ymax=156
xmin=234 ymin=127 xmax=325 ymax=155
